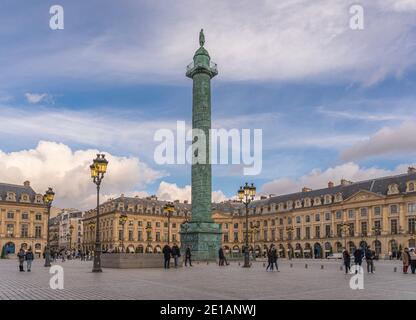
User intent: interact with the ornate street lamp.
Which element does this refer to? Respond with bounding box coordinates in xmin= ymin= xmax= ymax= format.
xmin=145 ymin=225 xmax=153 ymax=252
xmin=286 ymin=226 xmax=294 ymax=260
xmin=119 ymin=214 xmax=128 ymax=252
xmin=43 ymin=187 xmax=55 ymax=267
xmin=163 ymin=202 xmax=175 ymax=245
xmin=88 ymin=221 xmax=95 ymax=251
xmin=90 ymin=153 xmax=108 ymax=272
xmin=340 ymin=222 xmax=351 ymax=250
xmin=372 ymin=224 xmax=382 ymax=256
xmin=237 ymin=182 xmax=256 ymax=268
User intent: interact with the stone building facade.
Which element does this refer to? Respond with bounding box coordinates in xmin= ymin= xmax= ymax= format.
xmin=0 ymin=181 xmax=49 ymax=256
xmin=83 ymin=168 xmax=416 ymax=258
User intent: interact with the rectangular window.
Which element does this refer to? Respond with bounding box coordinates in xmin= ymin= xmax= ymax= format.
xmin=138 ymin=231 xmax=143 ymax=241
xmin=279 ymin=229 xmax=284 ymax=241
xmin=164 ymin=222 xmax=168 ymax=228
xmin=7 ymin=212 xmax=14 ymax=219
xmin=146 ymin=231 xmax=152 ymax=240
xmin=361 ymin=222 xmax=367 ymax=236
xmin=223 ymin=234 xmax=229 ymax=242
xmin=349 ymin=223 xmax=355 ymax=236
xmin=118 ymin=230 xmax=123 ymax=241
xmin=233 ymin=232 xmax=239 ymax=242
xmin=374 ymin=220 xmax=381 ymax=235
xmin=138 ymin=221 xmax=142 ymax=227
xmin=296 ymin=227 xmax=301 ymax=239
xmin=20 ymin=224 xmax=28 ymax=238
xmin=390 ymin=204 xmax=399 ymax=215
xmin=408 ymin=203 xmax=416 ymax=214
xmin=271 ymin=229 xmax=276 ymax=241
xmin=234 ymin=223 xmax=239 ymax=229
xmin=263 ymin=220 xmax=268 ymax=227
xmin=156 ymin=232 xmax=160 ymax=241
xmin=315 ymin=226 xmax=321 ymax=239
xmin=336 ymin=224 xmax=342 ymax=237
xmin=35 ymin=214 xmax=42 ymax=221
xmin=374 ymin=206 xmax=381 ymax=216
xmin=305 ymin=215 xmax=310 ymax=223
xmin=287 ymin=217 xmax=292 ymax=225
xmin=408 ymin=218 xmax=416 ymax=234
xmin=336 ymin=211 xmax=342 ymax=220
xmin=22 ymin=212 xmax=29 ymax=220
xmin=172 ymin=234 xmax=177 ymax=242
xmin=315 ymin=214 xmax=320 ymax=222
xmin=348 ymin=209 xmax=354 ymax=219
xmin=7 ymin=224 xmax=14 ymax=237
xmin=305 ymin=227 xmax=310 ymax=239
xmin=325 ymin=212 xmax=331 ymax=221
xmin=263 ymin=230 xmax=268 ymax=241
xmin=296 ymin=216 xmax=301 ymax=224
xmin=271 ymin=220 xmax=275 ymax=226
xmin=391 ymin=219 xmax=398 ymax=234
xmin=128 ymin=230 xmax=133 ymax=241
xmin=360 ymin=208 xmax=367 ymax=217
xmin=146 ymin=222 xmax=151 ymax=227
xmin=35 ymin=226 xmax=42 ymax=238
xmin=325 ymin=225 xmax=331 ymax=237
xmin=156 ymin=222 xmax=160 ymax=228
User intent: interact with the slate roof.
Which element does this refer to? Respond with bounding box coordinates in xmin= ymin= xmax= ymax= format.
xmin=0 ymin=182 xmax=38 ymax=202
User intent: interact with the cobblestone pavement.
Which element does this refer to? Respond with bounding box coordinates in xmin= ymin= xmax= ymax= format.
xmin=0 ymin=258 xmax=414 ymax=300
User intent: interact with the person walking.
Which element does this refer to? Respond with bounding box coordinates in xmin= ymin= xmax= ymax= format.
xmin=162 ymin=243 xmax=172 ymax=269
xmin=266 ymin=246 xmax=273 ymax=271
xmin=365 ymin=246 xmax=375 ymax=273
xmin=409 ymin=248 xmax=416 ymax=274
xmin=171 ymin=243 xmax=181 ymax=268
xmin=402 ymin=247 xmax=410 ymax=274
xmin=184 ymin=246 xmax=192 ymax=267
xmin=353 ymin=246 xmax=363 ymax=273
xmin=272 ymin=245 xmax=279 ymax=271
xmin=343 ymin=248 xmax=351 ymax=274
xmin=17 ymin=248 xmax=25 ymax=272
xmin=218 ymin=247 xmax=225 ymax=266
xmin=25 ymin=247 xmax=34 ymax=272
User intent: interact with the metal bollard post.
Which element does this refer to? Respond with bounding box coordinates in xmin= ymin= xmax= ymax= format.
xmin=340 ymin=265 xmax=343 ymax=271
xmin=321 ymin=265 xmax=324 ymax=270
xmin=394 ymin=267 xmax=397 ymax=272
xmin=263 ymin=263 xmax=266 ymax=267
xmin=290 ymin=263 xmax=293 ymax=268
xmin=305 ymin=264 xmax=308 ymax=269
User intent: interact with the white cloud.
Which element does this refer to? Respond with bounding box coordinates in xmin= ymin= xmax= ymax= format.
xmin=341 ymin=121 xmax=416 ymax=161
xmin=260 ymin=162 xmax=410 ymax=196
xmin=3 ymin=1 xmax=416 ymax=86
xmin=0 ymin=141 xmax=164 ymax=209
xmin=24 ymin=93 xmax=51 ymax=104
xmin=156 ymin=181 xmax=228 ymax=203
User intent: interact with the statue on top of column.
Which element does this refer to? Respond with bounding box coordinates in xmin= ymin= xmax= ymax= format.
xmin=199 ymin=29 xmax=205 ymax=47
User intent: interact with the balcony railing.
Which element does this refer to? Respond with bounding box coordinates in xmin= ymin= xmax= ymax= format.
xmin=186 ymin=61 xmax=218 ymax=73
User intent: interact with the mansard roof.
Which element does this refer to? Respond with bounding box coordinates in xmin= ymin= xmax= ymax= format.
xmin=0 ymin=182 xmax=38 ymax=202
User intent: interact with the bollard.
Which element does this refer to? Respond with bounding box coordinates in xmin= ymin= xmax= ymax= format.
xmin=207 ymin=261 xmax=209 ymax=265
xmin=197 ymin=261 xmax=199 ymax=265
xmin=340 ymin=266 xmax=343 ymax=271
xmin=238 ymin=262 xmax=240 ymax=266
xmin=321 ymin=265 xmax=324 ymax=270
xmin=263 ymin=263 xmax=266 ymax=267
xmin=394 ymin=267 xmax=397 ymax=272
xmin=290 ymin=263 xmax=293 ymax=268
xmin=305 ymin=264 xmax=308 ymax=269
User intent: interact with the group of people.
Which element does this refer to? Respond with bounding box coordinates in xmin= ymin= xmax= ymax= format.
xmin=266 ymin=244 xmax=279 ymax=272
xmin=342 ymin=246 xmax=376 ymax=274
xmin=401 ymin=247 xmax=416 ymax=274
xmin=17 ymin=247 xmax=34 ymax=272
xmin=162 ymin=243 xmax=182 ymax=269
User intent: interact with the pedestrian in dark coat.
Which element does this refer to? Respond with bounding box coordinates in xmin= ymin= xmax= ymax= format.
xmin=17 ymin=248 xmax=25 ymax=272
xmin=266 ymin=246 xmax=273 ymax=271
xmin=171 ymin=244 xmax=181 ymax=268
xmin=353 ymin=247 xmax=363 ymax=273
xmin=25 ymin=247 xmax=34 ymax=272
xmin=218 ymin=247 xmax=225 ymax=266
xmin=272 ymin=246 xmax=279 ymax=271
xmin=343 ymin=249 xmax=351 ymax=274
xmin=410 ymin=248 xmax=416 ymax=274
xmin=402 ymin=247 xmax=410 ymax=274
xmin=365 ymin=246 xmax=375 ymax=273
xmin=185 ymin=246 xmax=192 ymax=267
xmin=162 ymin=244 xmax=172 ymax=269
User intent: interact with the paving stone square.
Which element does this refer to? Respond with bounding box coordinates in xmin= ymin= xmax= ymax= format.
xmin=0 ymin=258 xmax=415 ymax=300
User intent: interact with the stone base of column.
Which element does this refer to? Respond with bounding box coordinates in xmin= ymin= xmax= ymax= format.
xmin=180 ymin=222 xmax=222 ymax=261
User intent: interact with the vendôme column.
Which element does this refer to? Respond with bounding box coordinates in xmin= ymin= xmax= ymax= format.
xmin=180 ymin=29 xmax=221 ymax=261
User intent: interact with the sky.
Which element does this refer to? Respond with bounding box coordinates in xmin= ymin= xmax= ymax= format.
xmin=0 ymin=0 xmax=416 ymax=209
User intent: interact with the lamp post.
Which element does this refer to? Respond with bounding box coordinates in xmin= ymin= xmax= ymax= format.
xmin=372 ymin=224 xmax=382 ymax=256
xmin=69 ymin=224 xmax=74 ymax=251
xmin=43 ymin=187 xmax=55 ymax=267
xmin=119 ymin=214 xmax=127 ymax=252
xmin=90 ymin=153 xmax=108 ymax=272
xmin=163 ymin=202 xmax=175 ymax=245
xmin=286 ymin=226 xmax=294 ymax=260
xmin=252 ymin=225 xmax=259 ymax=258
xmin=340 ymin=222 xmax=350 ymax=250
xmin=88 ymin=221 xmax=95 ymax=252
xmin=145 ymin=225 xmax=153 ymax=252
xmin=237 ymin=182 xmax=256 ymax=268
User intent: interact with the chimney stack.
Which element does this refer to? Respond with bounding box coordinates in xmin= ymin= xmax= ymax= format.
xmin=260 ymin=196 xmax=267 ymax=200
xmin=23 ymin=181 xmax=30 ymax=187
xmin=302 ymin=187 xmax=312 ymax=192
xmin=340 ymin=179 xmax=353 ymax=186
xmin=408 ymin=166 xmax=416 ymax=174
xmin=328 ymin=181 xmax=334 ymax=188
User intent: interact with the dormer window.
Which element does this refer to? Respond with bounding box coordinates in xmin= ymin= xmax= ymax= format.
xmin=314 ymin=197 xmax=321 ymax=206
xmin=407 ymin=181 xmax=415 ymax=193
xmin=20 ymin=193 xmax=30 ymax=203
xmin=117 ymin=202 xmax=125 ymax=211
xmin=304 ymin=198 xmax=311 ymax=207
xmin=286 ymin=201 xmax=293 ymax=210
xmin=324 ymin=194 xmax=332 ymax=205
xmin=6 ymin=192 xmax=16 ymax=202
xmin=295 ymin=200 xmax=302 ymax=209
xmin=278 ymin=203 xmax=284 ymax=211
xmin=387 ymin=183 xmax=399 ymax=195
xmin=334 ymin=193 xmax=343 ymax=202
